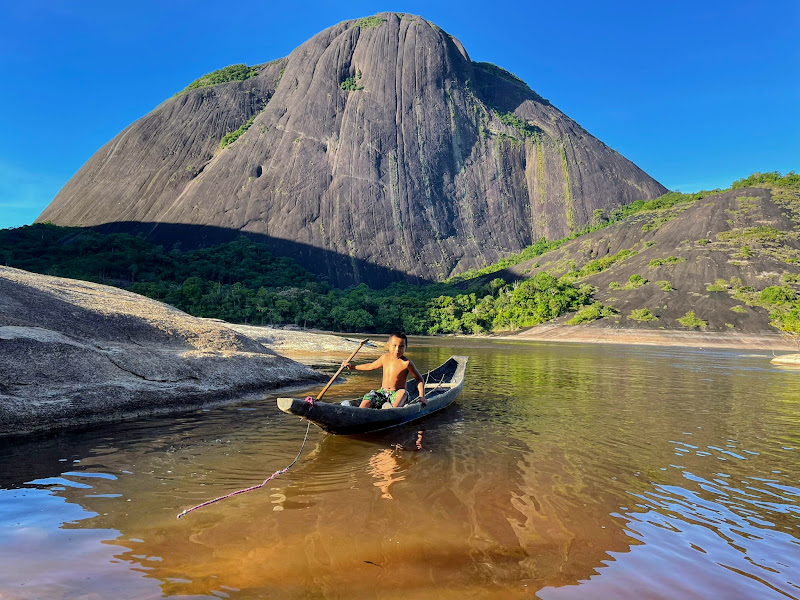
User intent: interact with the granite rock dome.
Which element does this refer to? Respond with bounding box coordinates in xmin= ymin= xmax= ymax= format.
xmin=39 ymin=13 xmax=667 ymax=287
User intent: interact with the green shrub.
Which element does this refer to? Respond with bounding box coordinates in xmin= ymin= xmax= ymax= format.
xmin=731 ymin=171 xmax=800 ymax=190
xmin=782 ymin=273 xmax=800 ymax=284
xmin=609 ymin=281 xmax=621 ymax=289
xmin=677 ymin=311 xmax=707 ymax=329
xmin=220 ymin=115 xmax=256 ymax=149
xmin=770 ymin=307 xmax=800 ymax=335
xmin=730 ymin=305 xmax=747 ymax=313
xmin=706 ymin=279 xmax=730 ymax=292
xmin=648 ymin=256 xmax=684 ymax=268
xmin=624 ymin=274 xmax=648 ymax=289
xmin=356 ymin=15 xmax=385 ymax=28
xmin=181 ymin=64 xmax=258 ymax=94
xmin=340 ymin=72 xmax=364 ymax=91
xmin=473 ymin=62 xmax=528 ymax=87
xmin=627 ymin=308 xmax=658 ymax=322
xmin=717 ymin=226 xmax=786 ymax=245
xmin=642 ymin=217 xmax=671 ymax=232
xmin=760 ymin=285 xmax=796 ymax=304
xmin=495 ymin=111 xmax=542 ymax=138
xmin=656 ymin=280 xmax=675 ymax=291
xmin=697 ymin=238 xmax=710 ymax=245
xmin=566 ymin=302 xmax=617 ymax=325
xmin=578 ymin=249 xmax=638 ymax=278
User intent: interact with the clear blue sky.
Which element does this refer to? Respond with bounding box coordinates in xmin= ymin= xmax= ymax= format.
xmin=1 ymin=0 xmax=797 ymax=229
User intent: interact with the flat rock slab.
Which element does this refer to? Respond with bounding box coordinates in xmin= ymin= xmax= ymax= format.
xmin=220 ymin=322 xmax=381 ymax=356
xmin=771 ymin=353 xmax=800 ymax=365
xmin=511 ymin=322 xmax=799 ymax=351
xmin=0 ymin=266 xmax=326 ymax=437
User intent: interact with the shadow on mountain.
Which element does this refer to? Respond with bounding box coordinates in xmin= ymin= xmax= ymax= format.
xmin=93 ymin=221 xmax=433 ymax=289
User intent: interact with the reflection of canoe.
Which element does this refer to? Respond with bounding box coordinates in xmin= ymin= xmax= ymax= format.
xmin=277 ymin=356 xmax=468 ymax=435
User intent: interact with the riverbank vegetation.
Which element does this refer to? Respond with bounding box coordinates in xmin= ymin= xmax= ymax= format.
xmin=0 ymin=225 xmax=593 ymax=334
xmin=2 ymin=172 xmax=798 ymax=337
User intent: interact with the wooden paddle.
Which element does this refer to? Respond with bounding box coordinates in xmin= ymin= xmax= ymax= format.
xmin=316 ymin=338 xmax=369 ymax=400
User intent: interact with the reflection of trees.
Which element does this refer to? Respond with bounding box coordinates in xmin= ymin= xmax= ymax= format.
xmin=3 ymin=343 xmax=799 ymax=598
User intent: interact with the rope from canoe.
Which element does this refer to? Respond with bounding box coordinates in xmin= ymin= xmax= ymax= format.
xmin=177 ymin=397 xmax=314 ymax=519
xmin=177 ymin=340 xmax=369 ymax=519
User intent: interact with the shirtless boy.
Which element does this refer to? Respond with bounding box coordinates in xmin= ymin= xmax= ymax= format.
xmin=344 ymin=333 xmax=427 ymax=408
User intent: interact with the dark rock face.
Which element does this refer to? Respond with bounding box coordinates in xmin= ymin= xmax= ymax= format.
xmin=39 ymin=13 xmax=666 ymax=287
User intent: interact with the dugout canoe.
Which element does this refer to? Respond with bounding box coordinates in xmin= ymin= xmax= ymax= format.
xmin=277 ymin=356 xmax=468 ymax=435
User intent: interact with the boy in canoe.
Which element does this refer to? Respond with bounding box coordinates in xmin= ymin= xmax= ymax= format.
xmin=344 ymin=333 xmax=427 ymax=408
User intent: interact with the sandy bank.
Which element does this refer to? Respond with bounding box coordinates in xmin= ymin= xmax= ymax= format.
xmin=506 ymin=322 xmax=799 ymax=351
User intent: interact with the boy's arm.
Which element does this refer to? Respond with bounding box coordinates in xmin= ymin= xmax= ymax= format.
xmin=408 ymin=361 xmax=427 ymax=406
xmin=344 ymin=355 xmax=384 ymax=371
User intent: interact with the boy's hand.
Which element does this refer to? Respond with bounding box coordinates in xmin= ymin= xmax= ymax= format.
xmin=420 ymin=395 xmax=427 ymax=406
xmin=342 ymin=360 xmax=354 ymax=370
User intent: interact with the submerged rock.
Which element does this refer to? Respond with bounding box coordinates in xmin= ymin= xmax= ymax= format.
xmin=0 ymin=266 xmax=326 ymax=436
xmin=771 ymin=353 xmax=800 ymax=365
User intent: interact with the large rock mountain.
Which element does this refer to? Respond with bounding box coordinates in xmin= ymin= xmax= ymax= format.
xmin=39 ymin=12 xmax=666 ymax=287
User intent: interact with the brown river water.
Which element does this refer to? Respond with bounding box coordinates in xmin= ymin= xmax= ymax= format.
xmin=1 ymin=339 xmax=799 ymax=599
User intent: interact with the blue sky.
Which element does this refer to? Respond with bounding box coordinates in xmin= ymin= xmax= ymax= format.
xmin=1 ymin=0 xmax=797 ymax=229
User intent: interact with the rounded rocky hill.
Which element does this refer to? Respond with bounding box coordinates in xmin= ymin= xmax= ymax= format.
xmin=39 ymin=12 xmax=666 ymax=287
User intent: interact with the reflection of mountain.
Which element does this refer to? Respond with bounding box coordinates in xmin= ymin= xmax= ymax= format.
xmin=3 ymin=342 xmax=799 ymax=598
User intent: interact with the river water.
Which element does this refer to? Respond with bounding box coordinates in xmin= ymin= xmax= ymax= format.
xmin=1 ymin=339 xmax=799 ymax=599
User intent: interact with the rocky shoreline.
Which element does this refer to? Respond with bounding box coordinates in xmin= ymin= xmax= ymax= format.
xmin=0 ymin=267 xmax=334 ymax=437
xmin=3 ymin=264 xmax=796 ymax=437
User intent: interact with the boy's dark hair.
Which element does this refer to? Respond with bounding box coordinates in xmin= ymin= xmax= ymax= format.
xmin=389 ymin=332 xmax=408 ymax=344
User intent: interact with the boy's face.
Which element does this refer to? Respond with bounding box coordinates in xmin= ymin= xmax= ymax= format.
xmin=387 ymin=336 xmax=407 ymax=358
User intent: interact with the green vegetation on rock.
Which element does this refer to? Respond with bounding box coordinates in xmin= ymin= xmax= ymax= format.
xmin=566 ymin=302 xmax=617 ymax=325
xmin=583 ymin=250 xmax=637 ymax=277
xmin=355 ymin=16 xmax=385 ymax=28
xmin=648 ymin=256 xmax=684 ymax=268
xmin=732 ymin=171 xmax=800 ymax=190
xmin=340 ymin=71 xmax=364 ymax=91
xmin=473 ymin=62 xmax=526 ymax=87
xmin=221 ymin=115 xmax=256 ymax=149
xmin=760 ymin=285 xmax=796 ymax=304
xmin=0 ymin=224 xmax=597 ymax=336
xmin=495 ymin=111 xmax=542 ymax=138
xmin=180 ymin=64 xmax=259 ymax=94
xmin=624 ymin=274 xmax=648 ymax=289
xmin=717 ymin=226 xmax=786 ymax=246
xmin=11 ymin=171 xmax=800 ymax=338
xmin=677 ymin=311 xmax=707 ymax=329
xmin=627 ymin=308 xmax=657 ymax=322
xmin=706 ymin=278 xmax=731 ymax=292
xmin=656 ymin=280 xmax=675 ymax=291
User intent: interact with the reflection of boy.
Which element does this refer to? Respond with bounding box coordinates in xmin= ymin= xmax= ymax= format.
xmin=344 ymin=333 xmax=426 ymax=408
